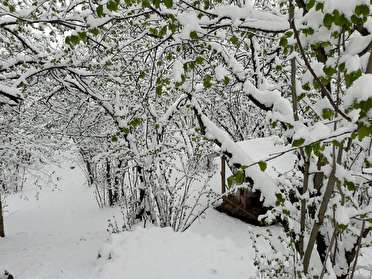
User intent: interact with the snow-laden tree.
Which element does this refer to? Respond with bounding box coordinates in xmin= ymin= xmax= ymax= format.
xmin=1 ymin=0 xmax=371 ymax=278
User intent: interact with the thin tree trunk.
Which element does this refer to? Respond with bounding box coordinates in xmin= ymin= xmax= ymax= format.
xmin=85 ymin=159 xmax=94 ymax=186
xmin=221 ymin=156 xmax=226 ymax=194
xmin=303 ymin=147 xmax=340 ymax=273
xmin=106 ymin=159 xmax=114 ymax=206
xmin=0 ymin=192 xmax=5 ymax=237
xmin=366 ymin=46 xmax=372 ymax=74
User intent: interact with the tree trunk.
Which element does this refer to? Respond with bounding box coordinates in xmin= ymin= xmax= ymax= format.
xmin=85 ymin=159 xmax=94 ymax=186
xmin=0 ymin=192 xmax=5 ymax=237
xmin=221 ymin=156 xmax=226 ymax=194
xmin=106 ymin=159 xmax=114 ymax=206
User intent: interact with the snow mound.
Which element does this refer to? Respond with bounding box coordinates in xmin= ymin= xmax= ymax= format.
xmin=96 ymin=226 xmax=257 ymax=279
xmin=343 ymin=74 xmax=372 ymax=108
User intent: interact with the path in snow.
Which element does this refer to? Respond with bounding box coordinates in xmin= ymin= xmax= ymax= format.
xmin=2 ymin=159 xmax=371 ymax=279
xmin=0 ymin=158 xmax=277 ymax=279
xmin=0 ymin=160 xmax=115 ymax=278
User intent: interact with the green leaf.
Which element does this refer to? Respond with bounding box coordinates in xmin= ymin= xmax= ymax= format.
xmin=227 ymin=168 xmax=246 ymax=188
xmin=107 ymin=0 xmax=119 ymax=11
xmin=345 ymin=70 xmax=362 ymax=87
xmin=121 ymin=127 xmax=129 ymax=134
xmin=195 ymin=56 xmax=204 ymax=65
xmin=275 ymin=193 xmax=284 ymax=206
xmin=129 ymin=118 xmax=142 ymax=128
xmin=284 ymin=31 xmax=293 ymax=38
xmin=111 ymin=135 xmax=118 ymax=142
xmin=357 ymin=125 xmax=371 ymax=141
xmin=89 ymin=28 xmax=100 ymax=36
xmin=302 ymin=27 xmax=314 ymax=36
xmin=96 ymin=5 xmax=104 ymax=17
xmin=282 ymin=209 xmax=290 ymax=216
xmin=142 ymin=0 xmax=151 ymax=7
xmin=337 ymin=223 xmax=348 ymax=232
xmin=203 ymin=74 xmax=212 ymax=89
xmin=333 ymin=12 xmax=349 ymax=28
xmin=78 ymin=32 xmax=87 ymax=42
xmin=203 ymin=0 xmax=210 ymax=9
xmin=322 ymin=108 xmax=334 ymax=120
xmin=139 ymin=71 xmax=146 ymax=79
xmin=229 ymin=35 xmax=239 ymax=46
xmin=323 ymin=65 xmax=336 ymax=76
xmin=292 ymin=138 xmax=305 ymax=147
xmin=149 ymin=27 xmax=158 ymax=36
xmin=355 ymin=4 xmax=369 ymax=16
xmin=351 ymin=14 xmax=364 ymax=25
xmin=156 ymin=85 xmax=162 ymax=96
xmin=315 ymin=2 xmax=324 ymax=11
xmin=235 ymin=169 xmax=245 ymax=184
xmin=163 ymin=0 xmax=173 ymax=8
xmin=152 ymin=0 xmax=161 ymax=8
xmin=353 ymin=98 xmax=372 ymax=118
xmin=323 ymin=13 xmax=333 ymax=29
xmin=70 ymin=35 xmax=80 ymax=45
xmin=258 ymin=161 xmax=267 ymax=172
xmin=305 ymin=145 xmax=312 ymax=156
xmin=302 ymin=83 xmax=311 ymax=91
xmin=65 ymin=36 xmax=71 ymax=45
xmin=345 ymin=180 xmax=356 ymax=191
xmin=189 ymin=31 xmax=198 ymax=40
xmin=279 ymin=37 xmax=288 ymax=48
xmin=306 ymin=0 xmax=315 ymax=10
xmin=158 ymin=25 xmax=167 ymax=37
xmin=227 ymin=176 xmax=235 ymax=189
xmin=168 ymin=21 xmax=177 ymax=33
xmin=223 ymin=76 xmax=230 ymax=86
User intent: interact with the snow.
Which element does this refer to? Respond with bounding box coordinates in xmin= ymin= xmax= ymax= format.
xmin=97 ymin=225 xmax=256 ymax=279
xmin=215 ymin=65 xmax=229 ymax=81
xmin=211 ymin=5 xmax=289 ymax=32
xmin=209 ymin=42 xmax=245 ymax=79
xmin=177 ymin=12 xmax=203 ymax=39
xmin=243 ymin=79 xmax=293 ymax=122
xmin=97 ymin=210 xmax=283 ymax=279
xmin=0 ymin=84 xmax=21 ymax=99
xmin=196 ymin=107 xmax=296 ymax=206
xmin=199 ymin=113 xmax=279 ymax=206
xmin=0 ymin=158 xmax=115 ymax=278
xmin=345 ymin=33 xmax=372 ymax=56
xmin=343 ymin=74 xmax=372 ymax=108
xmin=0 ymin=155 xmax=278 ymax=279
xmin=343 ymin=54 xmax=362 ymax=74
xmin=335 ymin=206 xmax=351 ymax=226
xmin=303 ymin=60 xmax=325 ymax=84
xmin=1 ymin=155 xmax=371 ymax=279
xmin=293 ymin=122 xmax=332 ymax=145
xmin=236 ymin=136 xmax=296 ymax=176
xmin=324 ymin=0 xmax=370 ymax=18
xmin=173 ymin=59 xmax=184 ymax=83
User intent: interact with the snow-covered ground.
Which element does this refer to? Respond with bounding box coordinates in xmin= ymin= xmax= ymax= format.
xmin=1 ymin=157 xmax=371 ymax=279
xmin=0 ymin=157 xmax=273 ymax=279
xmin=0 ymin=160 xmax=116 ymax=278
xmin=96 ymin=209 xmax=282 ymax=279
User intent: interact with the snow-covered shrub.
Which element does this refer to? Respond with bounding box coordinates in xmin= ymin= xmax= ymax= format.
xmin=0 ymin=0 xmax=371 ymax=277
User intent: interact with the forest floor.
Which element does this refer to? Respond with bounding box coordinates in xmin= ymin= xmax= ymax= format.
xmin=0 ymin=158 xmax=117 ymax=278
xmin=1 ymin=157 xmax=371 ymax=279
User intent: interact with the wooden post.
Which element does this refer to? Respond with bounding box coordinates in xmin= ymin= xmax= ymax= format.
xmin=241 ymin=190 xmax=247 ymax=210
xmin=0 ymin=192 xmax=5 ymax=237
xmin=221 ymin=156 xmax=226 ymax=194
